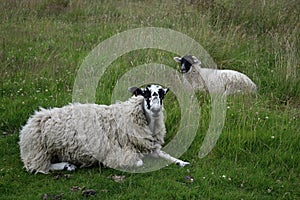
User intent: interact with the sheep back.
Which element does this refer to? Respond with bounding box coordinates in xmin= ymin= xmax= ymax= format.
xmin=185 ymin=66 xmax=257 ymax=95
xmin=218 ymin=70 xmax=257 ymax=94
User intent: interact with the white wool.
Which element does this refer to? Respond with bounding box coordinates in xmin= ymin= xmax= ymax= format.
xmin=181 ymin=58 xmax=257 ymax=95
xmin=19 ymin=96 xmax=166 ymax=174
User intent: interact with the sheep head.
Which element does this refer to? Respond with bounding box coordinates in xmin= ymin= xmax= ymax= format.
xmin=174 ymin=55 xmax=201 ymax=73
xmin=128 ymin=85 xmax=169 ymax=117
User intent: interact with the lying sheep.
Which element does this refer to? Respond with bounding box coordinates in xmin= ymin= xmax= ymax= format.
xmin=174 ymin=55 xmax=257 ymax=95
xmin=19 ymin=84 xmax=189 ymax=174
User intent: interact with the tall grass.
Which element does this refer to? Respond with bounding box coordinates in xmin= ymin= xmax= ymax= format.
xmin=0 ymin=0 xmax=299 ymax=199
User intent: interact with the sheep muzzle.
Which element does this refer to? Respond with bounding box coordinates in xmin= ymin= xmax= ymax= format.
xmin=150 ymin=98 xmax=161 ymax=113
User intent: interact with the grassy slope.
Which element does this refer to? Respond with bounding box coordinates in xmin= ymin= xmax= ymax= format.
xmin=0 ymin=0 xmax=299 ymax=199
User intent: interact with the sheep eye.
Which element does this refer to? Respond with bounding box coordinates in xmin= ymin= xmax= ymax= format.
xmin=158 ymin=89 xmax=165 ymax=99
xmin=143 ymin=91 xmax=151 ymax=98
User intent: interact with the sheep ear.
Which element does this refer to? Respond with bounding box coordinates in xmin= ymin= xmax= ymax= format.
xmin=128 ymin=86 xmax=143 ymax=96
xmin=191 ymin=56 xmax=201 ymax=65
xmin=164 ymin=88 xmax=169 ymax=95
xmin=173 ymin=57 xmax=182 ymax=63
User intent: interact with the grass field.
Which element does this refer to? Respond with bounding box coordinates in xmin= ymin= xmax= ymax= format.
xmin=0 ymin=0 xmax=299 ymax=199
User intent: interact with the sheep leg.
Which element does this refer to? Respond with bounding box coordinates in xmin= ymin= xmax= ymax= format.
xmin=156 ymin=150 xmax=190 ymax=167
xmin=49 ymin=162 xmax=77 ymax=171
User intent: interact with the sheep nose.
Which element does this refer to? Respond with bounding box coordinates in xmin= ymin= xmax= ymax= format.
xmin=152 ymin=97 xmax=159 ymax=103
xmin=181 ymin=64 xmax=187 ymax=73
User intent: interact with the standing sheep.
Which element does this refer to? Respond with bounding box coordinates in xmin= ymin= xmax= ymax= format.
xmin=19 ymin=84 xmax=189 ymax=174
xmin=174 ymin=55 xmax=257 ymax=95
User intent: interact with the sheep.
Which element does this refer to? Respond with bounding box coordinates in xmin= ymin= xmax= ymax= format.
xmin=174 ymin=55 xmax=257 ymax=95
xmin=19 ymin=84 xmax=189 ymax=174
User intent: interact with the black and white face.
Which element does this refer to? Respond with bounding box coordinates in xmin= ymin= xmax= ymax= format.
xmin=174 ymin=55 xmax=201 ymax=73
xmin=129 ymin=84 xmax=169 ymax=116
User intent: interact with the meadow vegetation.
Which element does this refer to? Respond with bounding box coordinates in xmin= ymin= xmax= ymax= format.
xmin=0 ymin=0 xmax=299 ymax=199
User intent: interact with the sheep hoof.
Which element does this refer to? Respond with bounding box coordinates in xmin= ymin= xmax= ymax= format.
xmin=135 ymin=160 xmax=143 ymax=167
xmin=176 ymin=161 xmax=190 ymax=167
xmin=64 ymin=163 xmax=77 ymax=171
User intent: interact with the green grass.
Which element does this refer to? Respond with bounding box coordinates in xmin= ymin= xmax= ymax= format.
xmin=0 ymin=0 xmax=299 ymax=199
